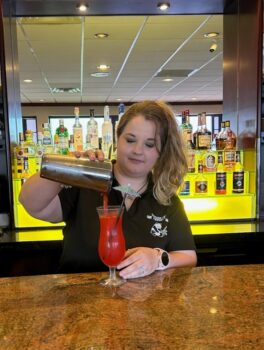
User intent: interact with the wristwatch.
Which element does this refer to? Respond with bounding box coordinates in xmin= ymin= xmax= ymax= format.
xmin=154 ymin=248 xmax=170 ymax=270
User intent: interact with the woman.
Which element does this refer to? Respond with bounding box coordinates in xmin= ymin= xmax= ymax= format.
xmin=19 ymin=100 xmax=197 ymax=278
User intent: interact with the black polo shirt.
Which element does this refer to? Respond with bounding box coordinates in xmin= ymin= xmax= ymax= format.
xmin=58 ymin=178 xmax=195 ymax=273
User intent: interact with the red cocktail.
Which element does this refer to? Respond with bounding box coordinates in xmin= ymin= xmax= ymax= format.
xmin=97 ymin=205 xmax=126 ymax=287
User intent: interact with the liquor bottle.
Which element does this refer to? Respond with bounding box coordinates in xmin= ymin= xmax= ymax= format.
xmin=224 ymin=121 xmax=236 ymax=170
xmin=195 ymin=160 xmax=208 ymax=194
xmin=186 ymin=131 xmax=195 ymax=173
xmin=56 ymin=119 xmax=69 ymax=155
xmin=14 ymin=132 xmax=25 ymax=179
xmin=215 ymin=151 xmax=226 ymax=195
xmin=86 ymin=109 xmax=99 ymax=150
xmin=225 ymin=120 xmax=236 ymax=149
xmin=193 ymin=113 xmax=202 ymax=149
xmin=179 ymin=174 xmax=191 ymax=196
xmin=232 ymin=150 xmax=244 ymax=193
xmin=115 ymin=103 xmax=125 ymax=136
xmin=69 ymin=134 xmax=75 ymax=154
xmin=101 ymin=105 xmax=113 ymax=159
xmin=35 ymin=132 xmax=44 ymax=172
xmin=203 ymin=149 xmax=217 ymax=172
xmin=21 ymin=156 xmax=30 ymax=184
xmin=24 ymin=129 xmax=36 ymax=155
xmin=216 ymin=121 xmax=226 ymax=150
xmin=42 ymin=123 xmax=52 ymax=146
xmin=197 ymin=112 xmax=211 ymax=150
xmin=73 ymin=107 xmax=83 ymax=152
xmin=180 ymin=110 xmax=192 ymax=145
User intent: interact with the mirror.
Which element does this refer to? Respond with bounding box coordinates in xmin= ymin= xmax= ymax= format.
xmin=16 ymin=15 xmax=223 ymax=104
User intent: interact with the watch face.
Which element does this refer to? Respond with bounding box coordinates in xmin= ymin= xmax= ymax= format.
xmin=161 ymin=251 xmax=169 ymax=266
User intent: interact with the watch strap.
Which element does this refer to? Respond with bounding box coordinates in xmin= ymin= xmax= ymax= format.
xmin=154 ymin=248 xmax=169 ymax=270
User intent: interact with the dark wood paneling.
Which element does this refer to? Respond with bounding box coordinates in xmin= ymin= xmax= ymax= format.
xmin=223 ymin=0 xmax=262 ymax=137
xmin=5 ymin=0 xmax=227 ymax=17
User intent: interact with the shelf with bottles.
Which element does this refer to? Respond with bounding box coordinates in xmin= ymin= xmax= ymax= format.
xmin=178 ymin=147 xmax=256 ymax=221
xmin=179 ymin=148 xmax=256 ymax=198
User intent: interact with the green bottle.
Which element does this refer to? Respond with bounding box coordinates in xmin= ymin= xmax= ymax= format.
xmin=56 ymin=119 xmax=69 ymax=155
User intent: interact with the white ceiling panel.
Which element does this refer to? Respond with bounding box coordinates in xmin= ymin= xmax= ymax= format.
xmin=17 ymin=15 xmax=223 ymax=104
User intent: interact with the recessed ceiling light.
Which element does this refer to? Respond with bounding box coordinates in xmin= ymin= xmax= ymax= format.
xmin=192 ymin=97 xmax=197 ymax=101
xmin=157 ymin=2 xmax=170 ymax=11
xmin=97 ymin=64 xmax=110 ymax=71
xmin=116 ymin=98 xmax=122 ymax=101
xmin=39 ymin=99 xmax=45 ymax=102
xmin=204 ymin=32 xmax=220 ymax=38
xmin=163 ymin=78 xmax=173 ymax=82
xmin=76 ymin=4 xmax=88 ymax=12
xmin=94 ymin=33 xmax=109 ymax=39
xmin=23 ymin=79 xmax=32 ymax=83
xmin=91 ymin=72 xmax=110 ymax=78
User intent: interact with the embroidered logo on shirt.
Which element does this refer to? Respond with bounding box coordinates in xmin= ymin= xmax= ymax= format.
xmin=146 ymin=213 xmax=168 ymax=238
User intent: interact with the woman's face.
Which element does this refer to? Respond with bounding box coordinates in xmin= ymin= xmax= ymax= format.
xmin=116 ymin=114 xmax=161 ymax=178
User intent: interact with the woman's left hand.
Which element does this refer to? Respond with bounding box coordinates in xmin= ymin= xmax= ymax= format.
xmin=117 ymin=247 xmax=159 ymax=279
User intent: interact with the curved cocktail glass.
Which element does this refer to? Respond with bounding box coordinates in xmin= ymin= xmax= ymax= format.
xmin=97 ymin=205 xmax=126 ymax=287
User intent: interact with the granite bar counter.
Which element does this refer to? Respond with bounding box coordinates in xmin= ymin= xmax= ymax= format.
xmin=0 ymin=265 xmax=264 ymax=349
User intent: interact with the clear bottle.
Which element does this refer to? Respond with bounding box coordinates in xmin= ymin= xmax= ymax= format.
xmin=115 ymin=103 xmax=125 ymax=138
xmin=197 ymin=112 xmax=212 ymax=150
xmin=102 ymin=105 xmax=113 ymax=159
xmin=232 ymin=150 xmax=244 ymax=193
xmin=86 ymin=109 xmax=99 ymax=150
xmin=35 ymin=135 xmax=44 ymax=172
xmin=195 ymin=160 xmax=208 ymax=194
xmin=42 ymin=123 xmax=52 ymax=146
xmin=56 ymin=119 xmax=69 ymax=155
xmin=215 ymin=151 xmax=226 ymax=195
xmin=69 ymin=134 xmax=75 ymax=154
xmin=73 ymin=107 xmax=83 ymax=152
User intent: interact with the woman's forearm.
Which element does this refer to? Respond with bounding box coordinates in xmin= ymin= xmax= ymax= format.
xmin=168 ymin=250 xmax=197 ymax=268
xmin=19 ymin=172 xmax=63 ymax=222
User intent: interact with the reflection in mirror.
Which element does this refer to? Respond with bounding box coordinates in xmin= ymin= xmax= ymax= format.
xmin=16 ymin=15 xmax=223 ymax=104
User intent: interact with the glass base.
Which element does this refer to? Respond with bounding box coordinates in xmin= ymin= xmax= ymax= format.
xmin=99 ymin=275 xmax=126 ymax=287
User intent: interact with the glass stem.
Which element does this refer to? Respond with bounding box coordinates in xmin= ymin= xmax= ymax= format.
xmin=109 ymin=267 xmax=117 ymax=280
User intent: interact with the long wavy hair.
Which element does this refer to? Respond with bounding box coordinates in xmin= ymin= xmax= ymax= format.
xmin=116 ymin=100 xmax=187 ymax=205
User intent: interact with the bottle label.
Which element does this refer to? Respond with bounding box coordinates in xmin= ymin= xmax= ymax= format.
xmin=73 ymin=128 xmax=83 ymax=151
xmin=198 ymin=135 xmax=211 ymax=148
xmin=224 ymin=150 xmax=236 ymax=165
xmin=187 ymin=151 xmax=195 ymax=172
xmin=180 ymin=180 xmax=190 ymax=195
xmin=233 ymin=171 xmax=244 ymax=193
xmin=216 ymin=172 xmax=226 ymax=193
xmin=59 ymin=136 xmax=69 ymax=151
xmin=195 ymin=180 xmax=208 ymax=193
xmin=204 ymin=153 xmax=216 ymax=172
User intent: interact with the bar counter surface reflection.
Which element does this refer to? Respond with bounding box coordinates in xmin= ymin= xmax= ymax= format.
xmin=0 ymin=265 xmax=263 ymax=349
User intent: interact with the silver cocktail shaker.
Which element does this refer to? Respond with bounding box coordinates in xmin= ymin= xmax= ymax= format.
xmin=40 ymin=154 xmax=113 ymax=192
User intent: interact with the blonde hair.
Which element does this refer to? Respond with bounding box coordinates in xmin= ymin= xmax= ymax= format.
xmin=117 ymin=100 xmax=187 ymax=205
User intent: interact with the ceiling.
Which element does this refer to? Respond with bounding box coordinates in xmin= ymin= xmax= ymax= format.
xmin=16 ymin=14 xmax=223 ymax=104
